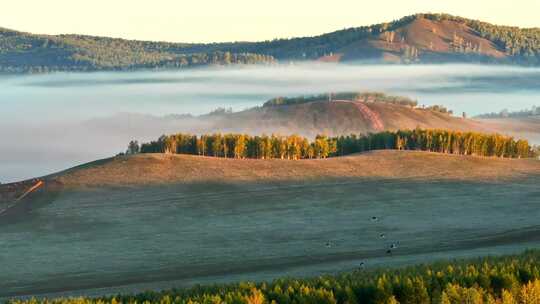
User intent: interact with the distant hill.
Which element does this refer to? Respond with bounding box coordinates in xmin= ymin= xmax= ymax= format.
xmin=0 ymin=28 xmax=276 ymax=73
xmin=2 ymin=13 xmax=540 ymax=73
xmin=474 ymin=106 xmax=540 ymax=145
xmin=194 ymin=93 xmax=486 ymax=137
xmin=476 ymin=106 xmax=540 ymax=119
xmin=83 ymin=92 xmax=508 ymax=138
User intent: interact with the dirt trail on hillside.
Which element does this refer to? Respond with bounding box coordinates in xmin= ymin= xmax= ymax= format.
xmin=14 ymin=180 xmax=43 ymax=202
xmin=352 ymin=101 xmax=385 ymax=131
xmin=0 ymin=179 xmax=62 ymax=220
xmin=1 ymin=180 xmax=41 ymax=216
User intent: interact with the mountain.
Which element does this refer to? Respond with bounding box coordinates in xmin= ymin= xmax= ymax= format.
xmin=2 ymin=13 xmax=540 ymax=73
xmin=0 ymin=27 xmax=276 ymax=73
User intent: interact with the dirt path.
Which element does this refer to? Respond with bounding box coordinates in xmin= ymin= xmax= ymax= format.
xmin=15 ymin=180 xmax=43 ymax=202
xmin=353 ymin=102 xmax=385 ymax=131
xmin=333 ymin=100 xmax=385 ymax=131
xmin=1 ymin=180 xmax=44 ymax=217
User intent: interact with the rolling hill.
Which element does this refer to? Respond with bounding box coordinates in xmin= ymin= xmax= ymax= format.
xmin=2 ymin=13 xmax=540 ymax=73
xmin=127 ymin=93 xmax=495 ymax=138
xmin=210 ymin=99 xmax=484 ymax=137
xmin=84 ymin=92 xmax=539 ymax=143
xmin=1 ymin=150 xmax=540 ymax=297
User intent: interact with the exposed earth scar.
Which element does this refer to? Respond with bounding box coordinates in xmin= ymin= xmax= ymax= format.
xmin=353 ymin=101 xmax=385 ymax=131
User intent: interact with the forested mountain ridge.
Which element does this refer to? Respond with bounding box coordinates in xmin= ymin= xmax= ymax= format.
xmin=0 ymin=27 xmax=275 ymax=73
xmin=2 ymin=13 xmax=540 ymax=73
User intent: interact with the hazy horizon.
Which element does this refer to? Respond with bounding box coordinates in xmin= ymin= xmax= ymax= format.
xmin=2 ymin=1 xmax=540 ymax=43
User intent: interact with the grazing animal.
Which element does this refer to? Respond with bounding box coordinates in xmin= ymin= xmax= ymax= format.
xmin=371 ymin=216 xmax=379 ymax=222
xmin=325 ymin=241 xmax=332 ymax=248
xmin=386 ymin=249 xmax=392 ymax=255
xmin=380 ymin=233 xmax=386 ymax=239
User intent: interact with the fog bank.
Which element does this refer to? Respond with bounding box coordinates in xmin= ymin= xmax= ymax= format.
xmin=2 ymin=63 xmax=540 ymax=182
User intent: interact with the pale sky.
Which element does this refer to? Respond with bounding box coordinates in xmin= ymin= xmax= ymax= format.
xmin=2 ymin=0 xmax=540 ymax=43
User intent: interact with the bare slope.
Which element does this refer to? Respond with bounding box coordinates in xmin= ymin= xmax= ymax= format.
xmin=205 ymin=100 xmax=493 ymax=137
xmin=80 ymin=99 xmax=540 ymax=145
xmin=338 ymin=17 xmax=506 ymax=63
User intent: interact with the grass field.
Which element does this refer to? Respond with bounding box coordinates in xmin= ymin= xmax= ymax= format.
xmin=1 ymin=151 xmax=540 ymax=299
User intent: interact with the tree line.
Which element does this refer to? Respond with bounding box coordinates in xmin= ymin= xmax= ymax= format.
xmin=476 ymin=106 xmax=540 ymax=119
xmin=1 ymin=28 xmax=274 ymax=73
xmin=132 ymin=129 xmax=534 ymax=159
xmin=10 ymin=249 xmax=540 ymax=304
xmin=262 ymin=92 xmax=453 ymax=115
xmin=422 ymin=14 xmax=540 ymax=63
xmin=263 ymin=92 xmax=419 ymax=108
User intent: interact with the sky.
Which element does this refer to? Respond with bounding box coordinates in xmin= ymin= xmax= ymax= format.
xmin=2 ymin=0 xmax=540 ymax=43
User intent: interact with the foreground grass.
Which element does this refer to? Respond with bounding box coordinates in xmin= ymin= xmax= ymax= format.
xmin=8 ymin=250 xmax=540 ymax=304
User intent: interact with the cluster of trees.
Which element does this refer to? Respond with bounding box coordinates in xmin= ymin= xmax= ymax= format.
xmin=136 ymin=129 xmax=534 ymax=159
xmin=402 ymin=45 xmax=420 ymax=63
xmin=476 ymin=106 xmax=540 ymax=118
xmin=263 ymin=92 xmax=419 ymax=108
xmin=421 ymin=14 xmax=540 ymax=63
xmin=451 ymin=32 xmax=483 ymax=54
xmin=335 ymin=129 xmax=533 ymax=158
xmin=10 ymin=250 xmax=540 ymax=304
xmin=139 ymin=134 xmax=333 ymax=159
xmin=424 ymin=105 xmax=453 ymax=115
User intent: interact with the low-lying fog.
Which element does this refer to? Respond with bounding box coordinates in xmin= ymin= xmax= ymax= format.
xmin=2 ymin=63 xmax=540 ymax=182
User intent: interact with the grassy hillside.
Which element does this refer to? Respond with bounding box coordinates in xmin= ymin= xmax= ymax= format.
xmin=1 ymin=151 xmax=540 ymax=298
xmin=8 ymin=249 xmax=540 ymax=304
xmin=51 ymin=150 xmax=540 ymax=188
xmin=205 ymin=98 xmax=487 ymax=137
xmin=88 ymin=93 xmax=493 ymax=139
xmin=2 ymin=13 xmax=540 ymax=73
